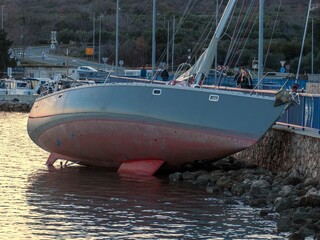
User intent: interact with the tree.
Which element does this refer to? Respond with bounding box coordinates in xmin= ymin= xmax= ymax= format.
xmin=75 ymin=30 xmax=91 ymax=48
xmin=0 ymin=29 xmax=16 ymax=75
xmin=134 ymin=36 xmax=148 ymax=66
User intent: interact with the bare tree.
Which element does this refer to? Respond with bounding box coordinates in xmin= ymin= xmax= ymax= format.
xmin=75 ymin=30 xmax=91 ymax=48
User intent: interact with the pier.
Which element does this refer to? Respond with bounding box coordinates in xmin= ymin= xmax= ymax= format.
xmin=234 ymin=125 xmax=320 ymax=180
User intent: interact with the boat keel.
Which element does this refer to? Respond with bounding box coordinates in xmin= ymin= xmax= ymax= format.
xmin=117 ymin=159 xmax=165 ymax=176
xmin=46 ymin=152 xmax=78 ymax=166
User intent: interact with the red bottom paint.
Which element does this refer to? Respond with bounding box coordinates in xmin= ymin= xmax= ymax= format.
xmin=117 ymin=159 xmax=165 ymax=176
xmin=33 ymin=118 xmax=256 ymax=175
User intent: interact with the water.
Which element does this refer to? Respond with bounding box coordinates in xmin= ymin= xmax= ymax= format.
xmin=0 ymin=112 xmax=287 ymax=239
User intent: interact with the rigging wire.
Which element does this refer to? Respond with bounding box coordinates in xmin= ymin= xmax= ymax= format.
xmin=107 ymin=0 xmax=152 ymax=61
xmin=215 ymin=0 xmax=258 ymax=86
xmin=263 ymin=0 xmax=283 ymax=69
xmin=173 ymin=0 xmax=222 ymax=66
xmin=233 ymin=12 xmax=258 ymax=67
xmin=223 ymin=0 xmax=257 ymax=68
xmin=155 ymin=0 xmax=200 ymax=67
xmin=222 ymin=0 xmax=247 ymax=67
xmin=230 ymin=1 xmax=259 ymax=67
xmin=156 ymin=0 xmax=228 ymax=69
xmin=175 ymin=0 xmax=199 ymax=33
xmin=188 ymin=1 xmax=224 ymax=65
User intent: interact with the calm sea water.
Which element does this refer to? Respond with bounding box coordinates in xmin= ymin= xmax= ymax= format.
xmin=0 ymin=112 xmax=287 ymax=239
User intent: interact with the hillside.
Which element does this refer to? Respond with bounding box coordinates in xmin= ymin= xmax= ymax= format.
xmin=2 ymin=0 xmax=320 ymax=73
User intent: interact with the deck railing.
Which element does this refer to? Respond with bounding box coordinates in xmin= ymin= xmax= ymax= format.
xmin=109 ymin=73 xmax=320 ymax=133
xmin=278 ymin=94 xmax=320 ymax=134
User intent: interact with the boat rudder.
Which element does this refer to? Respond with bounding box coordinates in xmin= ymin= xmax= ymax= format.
xmin=117 ymin=159 xmax=165 ymax=176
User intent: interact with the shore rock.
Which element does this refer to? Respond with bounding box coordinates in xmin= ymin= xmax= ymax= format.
xmin=169 ymin=157 xmax=320 ymax=239
xmin=0 ymin=101 xmax=32 ymax=112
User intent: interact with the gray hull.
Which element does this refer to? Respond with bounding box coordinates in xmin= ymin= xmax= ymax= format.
xmin=27 ymin=83 xmax=289 ymax=171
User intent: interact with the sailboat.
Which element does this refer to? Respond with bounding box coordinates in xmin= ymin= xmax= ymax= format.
xmin=27 ymin=0 xmax=293 ymax=175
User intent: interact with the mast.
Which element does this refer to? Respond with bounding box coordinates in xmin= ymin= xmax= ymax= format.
xmin=171 ymin=16 xmax=175 ymax=73
xmin=151 ymin=0 xmax=156 ymax=79
xmin=177 ymin=0 xmax=237 ymax=83
xmin=296 ymin=0 xmax=312 ymax=79
xmin=93 ymin=13 xmax=95 ymax=60
xmin=214 ymin=0 xmax=219 ymax=81
xmin=311 ymin=17 xmax=314 ymax=74
xmin=115 ymin=0 xmax=119 ymax=75
xmin=258 ymin=0 xmax=264 ymax=81
xmin=99 ymin=15 xmax=102 ymax=64
xmin=166 ymin=20 xmax=170 ymax=68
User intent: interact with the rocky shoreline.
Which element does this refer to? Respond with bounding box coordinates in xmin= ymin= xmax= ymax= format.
xmin=169 ymin=157 xmax=320 ymax=239
xmin=0 ymin=100 xmax=33 ymax=112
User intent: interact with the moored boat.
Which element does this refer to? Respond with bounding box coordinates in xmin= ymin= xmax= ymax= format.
xmin=27 ymin=0 xmax=294 ymax=175
xmin=27 ymin=80 xmax=292 ymax=174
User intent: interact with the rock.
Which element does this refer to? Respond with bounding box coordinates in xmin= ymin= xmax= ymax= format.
xmin=287 ymin=230 xmax=305 ymax=240
xmin=0 ymin=101 xmax=32 ymax=112
xmin=284 ymin=176 xmax=303 ymax=186
xmin=182 ymin=170 xmax=206 ymax=181
xmin=209 ymin=170 xmax=225 ymax=183
xmin=298 ymin=188 xmax=320 ymax=208
xmin=169 ymin=172 xmax=182 ymax=182
xmin=279 ymin=185 xmax=295 ymax=197
xmin=249 ymin=179 xmax=271 ymax=198
xmin=194 ymin=173 xmax=212 ymax=186
xmin=274 ymin=197 xmax=297 ymax=212
xmin=169 ymin=157 xmax=320 ymax=238
xmin=231 ymin=181 xmax=246 ymax=196
xmin=216 ymin=175 xmax=234 ymax=190
xmin=291 ymin=209 xmax=309 ymax=225
xmin=304 ymin=177 xmax=318 ymax=187
xmin=206 ymin=182 xmax=222 ymax=194
xmin=277 ymin=210 xmax=294 ymax=232
xmin=250 ymin=179 xmax=270 ymax=191
xmin=249 ymin=198 xmax=267 ymax=207
xmin=259 ymin=208 xmax=270 ymax=217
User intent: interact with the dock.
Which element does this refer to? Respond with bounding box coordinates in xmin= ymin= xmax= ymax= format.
xmin=234 ymin=124 xmax=320 ymax=181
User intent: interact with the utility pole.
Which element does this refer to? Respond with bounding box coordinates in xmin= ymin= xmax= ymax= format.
xmin=171 ymin=16 xmax=175 ymax=73
xmin=215 ymin=0 xmax=218 ymax=81
xmin=99 ymin=15 xmax=102 ymax=64
xmin=115 ymin=0 xmax=119 ymax=75
xmin=151 ymin=0 xmax=156 ymax=79
xmin=258 ymin=0 xmax=264 ymax=81
xmin=311 ymin=17 xmax=314 ymax=74
xmin=66 ymin=49 xmax=69 ymax=76
xmin=297 ymin=0 xmax=312 ymax=79
xmin=93 ymin=13 xmax=95 ymax=60
xmin=166 ymin=20 xmax=170 ymax=68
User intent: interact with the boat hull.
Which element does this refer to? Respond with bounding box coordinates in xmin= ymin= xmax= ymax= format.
xmin=27 ymin=83 xmax=289 ymax=171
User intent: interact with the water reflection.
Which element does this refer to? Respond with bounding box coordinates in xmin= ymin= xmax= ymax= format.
xmin=26 ymin=166 xmax=284 ymax=239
